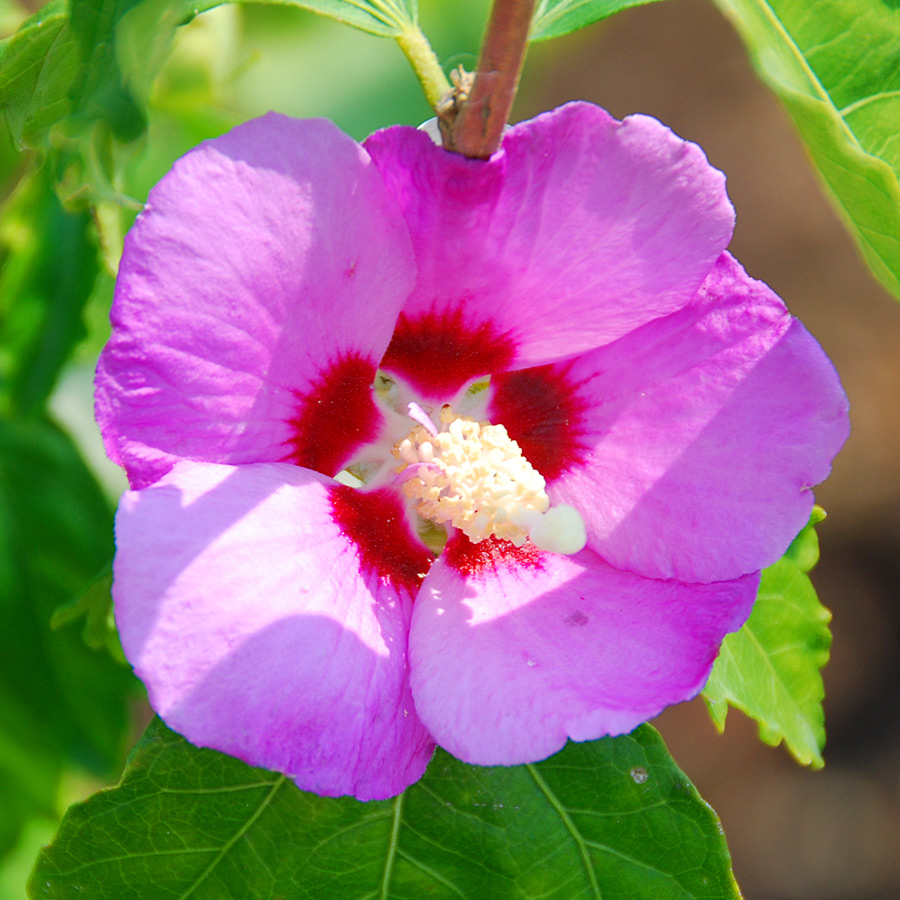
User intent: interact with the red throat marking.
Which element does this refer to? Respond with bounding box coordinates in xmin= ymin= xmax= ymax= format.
xmin=489 ymin=364 xmax=590 ymax=482
xmin=329 ymin=485 xmax=434 ymax=595
xmin=442 ymin=533 xmax=545 ymax=578
xmin=380 ymin=308 xmax=516 ymax=398
xmin=285 ymin=353 xmax=382 ymax=476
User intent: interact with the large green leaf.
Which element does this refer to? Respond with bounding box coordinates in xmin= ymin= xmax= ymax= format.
xmin=31 ymin=718 xmax=739 ymax=899
xmin=530 ymin=0 xmax=668 ymax=40
xmin=703 ymin=511 xmax=831 ymax=767
xmin=713 ymin=0 xmax=900 ymax=301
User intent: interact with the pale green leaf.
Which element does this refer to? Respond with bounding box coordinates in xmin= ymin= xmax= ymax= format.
xmin=0 ymin=0 xmax=73 ymax=146
xmin=179 ymin=0 xmax=416 ymax=35
xmin=31 ymin=719 xmax=740 ymax=899
xmin=703 ymin=512 xmax=831 ymax=767
xmin=530 ymin=0 xmax=668 ymax=41
xmin=713 ymin=0 xmax=900 ymax=301
xmin=250 ymin=0 xmax=416 ymax=36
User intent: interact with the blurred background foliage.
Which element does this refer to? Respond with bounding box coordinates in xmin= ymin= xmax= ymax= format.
xmin=2 ymin=0 xmax=900 ymax=897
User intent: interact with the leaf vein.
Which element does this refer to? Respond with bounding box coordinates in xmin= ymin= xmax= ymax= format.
xmin=379 ymin=792 xmax=404 ymax=900
xmin=526 ymin=764 xmax=603 ymax=900
xmin=178 ymin=774 xmax=287 ymax=899
xmin=395 ymin=849 xmax=467 ymax=898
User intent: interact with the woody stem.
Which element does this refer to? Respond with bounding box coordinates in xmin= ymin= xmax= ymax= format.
xmin=441 ymin=0 xmax=536 ymax=159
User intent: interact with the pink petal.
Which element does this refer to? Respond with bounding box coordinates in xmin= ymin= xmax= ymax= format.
xmin=113 ymin=461 xmax=435 ymax=800
xmin=364 ymin=101 xmax=734 ymax=399
xmin=409 ymin=535 xmax=756 ymax=765
xmin=490 ymin=253 xmax=850 ymax=583
xmin=97 ymin=114 xmax=416 ymax=488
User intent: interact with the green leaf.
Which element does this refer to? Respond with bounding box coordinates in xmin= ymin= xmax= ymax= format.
xmin=0 ymin=0 xmax=420 ymax=220
xmin=703 ymin=511 xmax=831 ymax=767
xmin=530 ymin=0 xmax=668 ymax=41
xmin=0 ymin=0 xmax=201 ymax=230
xmin=0 ymin=416 xmax=136 ymax=860
xmin=0 ymin=0 xmax=73 ymax=147
xmin=179 ymin=0 xmax=417 ymax=35
xmin=712 ymin=0 xmax=900 ymax=302
xmin=0 ymin=167 xmax=99 ymax=418
xmin=0 ymin=683 xmax=61 ymax=858
xmin=0 ymin=0 xmax=178 ymax=150
xmin=246 ymin=0 xmax=417 ymax=36
xmin=31 ymin=719 xmax=739 ymax=899
xmin=51 ymin=564 xmax=126 ymax=662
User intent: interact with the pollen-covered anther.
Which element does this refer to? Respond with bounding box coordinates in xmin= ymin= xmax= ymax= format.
xmin=392 ymin=406 xmax=587 ymax=555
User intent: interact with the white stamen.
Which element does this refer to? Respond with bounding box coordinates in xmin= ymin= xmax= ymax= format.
xmin=392 ymin=406 xmax=586 ymax=554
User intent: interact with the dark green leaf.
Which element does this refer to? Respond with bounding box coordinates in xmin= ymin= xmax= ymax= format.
xmin=51 ymin=564 xmax=125 ymax=662
xmin=530 ymin=0 xmax=668 ymax=41
xmin=0 ymin=683 xmax=61 ymax=857
xmin=703 ymin=510 xmax=831 ymax=767
xmin=0 ymin=167 xmax=98 ymax=418
xmin=31 ymin=718 xmax=738 ymax=899
xmin=0 ymin=418 xmax=135 ymax=809
xmin=713 ymin=0 xmax=900 ymax=301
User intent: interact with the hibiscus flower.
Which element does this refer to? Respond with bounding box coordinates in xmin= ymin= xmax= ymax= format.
xmin=96 ymin=102 xmax=849 ymax=800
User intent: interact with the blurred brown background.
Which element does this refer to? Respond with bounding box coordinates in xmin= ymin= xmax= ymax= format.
xmin=516 ymin=1 xmax=900 ymax=897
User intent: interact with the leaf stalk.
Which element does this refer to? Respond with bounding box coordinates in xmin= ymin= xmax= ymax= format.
xmin=395 ymin=24 xmax=451 ymax=111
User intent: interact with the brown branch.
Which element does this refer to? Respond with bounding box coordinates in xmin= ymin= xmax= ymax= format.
xmin=439 ymin=0 xmax=536 ymax=159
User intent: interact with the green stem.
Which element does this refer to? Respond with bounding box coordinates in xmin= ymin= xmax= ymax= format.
xmin=396 ymin=25 xmax=451 ymax=111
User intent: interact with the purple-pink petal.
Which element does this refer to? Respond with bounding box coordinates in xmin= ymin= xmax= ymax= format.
xmin=113 ymin=460 xmax=434 ymax=800
xmin=99 ymin=101 xmax=853 ymax=795
xmin=490 ymin=253 xmax=850 ymax=584
xmin=96 ymin=114 xmax=416 ymax=489
xmin=364 ymin=101 xmax=734 ymax=398
xmin=408 ymin=535 xmax=757 ymax=765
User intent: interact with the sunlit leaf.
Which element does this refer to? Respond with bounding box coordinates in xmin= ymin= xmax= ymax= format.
xmin=0 ymin=0 xmax=72 ymax=147
xmin=704 ymin=510 xmax=831 ymax=767
xmin=249 ymin=0 xmax=417 ymax=36
xmin=530 ymin=0 xmax=668 ymax=41
xmin=713 ymin=0 xmax=900 ymax=301
xmin=31 ymin=718 xmax=739 ymax=899
xmin=0 ymin=0 xmax=187 ymax=228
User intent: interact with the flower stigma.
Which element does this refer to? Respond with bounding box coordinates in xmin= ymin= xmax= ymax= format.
xmin=392 ymin=404 xmax=587 ymax=555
